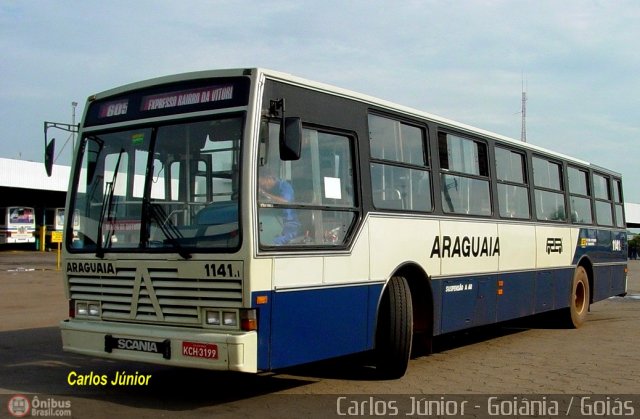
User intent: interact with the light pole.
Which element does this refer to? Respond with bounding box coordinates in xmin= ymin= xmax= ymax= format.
xmin=71 ymin=101 xmax=78 ymax=154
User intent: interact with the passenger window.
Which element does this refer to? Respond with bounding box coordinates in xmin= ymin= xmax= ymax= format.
xmin=593 ymin=174 xmax=610 ymax=200
xmin=258 ymin=122 xmax=357 ymax=247
xmin=613 ymin=179 xmax=625 ymax=228
xmin=533 ymin=157 xmax=565 ymax=221
xmin=368 ymin=114 xmax=431 ymax=212
xmin=533 ymin=157 xmax=562 ymax=190
xmin=568 ymin=166 xmax=593 ymax=224
xmin=495 ymin=147 xmax=530 ymax=219
xmin=593 ymin=173 xmax=613 ymax=226
xmin=438 ymin=132 xmax=490 ymax=216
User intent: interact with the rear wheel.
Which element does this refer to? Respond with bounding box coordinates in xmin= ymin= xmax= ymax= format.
xmin=375 ymin=276 xmax=413 ymax=379
xmin=565 ymin=266 xmax=590 ymax=328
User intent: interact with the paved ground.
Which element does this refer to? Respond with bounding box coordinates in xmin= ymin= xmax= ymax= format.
xmin=0 ymin=250 xmax=639 ymax=418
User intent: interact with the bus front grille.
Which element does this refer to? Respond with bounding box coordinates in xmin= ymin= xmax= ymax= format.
xmin=68 ymin=266 xmax=243 ymax=326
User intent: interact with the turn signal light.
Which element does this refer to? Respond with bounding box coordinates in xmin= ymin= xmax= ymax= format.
xmin=241 ymin=309 xmax=257 ymax=331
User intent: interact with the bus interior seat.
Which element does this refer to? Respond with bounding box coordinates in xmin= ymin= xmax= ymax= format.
xmin=373 ymin=189 xmax=404 ymax=210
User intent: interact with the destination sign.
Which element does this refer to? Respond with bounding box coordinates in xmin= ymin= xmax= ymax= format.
xmin=140 ymin=85 xmax=234 ymax=111
xmin=85 ymin=77 xmax=250 ymax=127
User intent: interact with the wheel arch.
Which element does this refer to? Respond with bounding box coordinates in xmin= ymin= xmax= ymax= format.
xmin=377 ymin=261 xmax=434 ymax=356
xmin=576 ymin=255 xmax=594 ymax=304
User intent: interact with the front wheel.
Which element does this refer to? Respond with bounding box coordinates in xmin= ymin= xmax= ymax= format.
xmin=565 ymin=266 xmax=590 ymax=328
xmin=375 ymin=276 xmax=413 ymax=379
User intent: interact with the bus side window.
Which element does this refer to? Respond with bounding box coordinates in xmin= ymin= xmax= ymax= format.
xmin=258 ymin=122 xmax=357 ymax=247
xmin=496 ymin=147 xmax=530 ymax=219
xmin=533 ymin=157 xmax=566 ymax=222
xmin=439 ymin=132 xmax=490 ymax=216
xmin=368 ymin=114 xmax=431 ymax=212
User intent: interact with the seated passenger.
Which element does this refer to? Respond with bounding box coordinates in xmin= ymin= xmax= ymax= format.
xmin=259 ymin=170 xmax=301 ymax=245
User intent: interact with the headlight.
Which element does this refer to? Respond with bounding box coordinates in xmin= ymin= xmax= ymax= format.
xmin=206 ymin=310 xmax=221 ymax=325
xmin=75 ymin=300 xmax=100 ymax=318
xmin=203 ymin=308 xmax=255 ymax=330
xmin=77 ymin=302 xmax=88 ymax=316
xmin=223 ymin=311 xmax=237 ymax=326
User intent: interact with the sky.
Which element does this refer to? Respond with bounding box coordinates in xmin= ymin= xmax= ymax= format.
xmin=1 ymin=0 xmax=639 ymax=201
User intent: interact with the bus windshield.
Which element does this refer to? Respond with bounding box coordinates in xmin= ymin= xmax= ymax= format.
xmin=68 ymin=116 xmax=242 ymax=254
xmin=9 ymin=207 xmax=35 ymax=225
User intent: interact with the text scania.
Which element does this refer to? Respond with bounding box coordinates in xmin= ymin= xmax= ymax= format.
xmin=117 ymin=338 xmax=158 ymax=353
xmin=66 ymin=262 xmax=115 ymax=274
xmin=430 ymin=236 xmax=500 ymax=259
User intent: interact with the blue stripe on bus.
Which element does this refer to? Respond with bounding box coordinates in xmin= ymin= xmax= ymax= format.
xmin=592 ymin=264 xmax=627 ymax=302
xmin=253 ymin=284 xmax=383 ymax=371
xmin=433 ymin=266 xmax=624 ymax=335
xmin=433 ymin=268 xmax=574 ymax=334
xmin=255 ymin=264 xmax=626 ymax=370
xmin=571 ymin=228 xmax=627 ymax=302
xmin=254 ymin=268 xmax=578 ymax=370
xmin=254 ymin=227 xmax=627 ymax=371
xmin=572 ymin=228 xmax=628 ymax=265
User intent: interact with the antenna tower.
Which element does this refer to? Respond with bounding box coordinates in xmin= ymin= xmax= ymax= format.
xmin=520 ymin=77 xmax=527 ymax=142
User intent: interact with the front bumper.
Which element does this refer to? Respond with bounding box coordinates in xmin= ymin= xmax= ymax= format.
xmin=60 ymin=319 xmax=257 ymax=372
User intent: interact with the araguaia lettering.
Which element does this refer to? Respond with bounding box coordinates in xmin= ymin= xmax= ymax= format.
xmin=66 ymin=262 xmax=116 ymax=274
xmin=430 ymin=235 xmax=500 ymax=258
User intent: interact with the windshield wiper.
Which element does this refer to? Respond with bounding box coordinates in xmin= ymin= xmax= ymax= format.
xmin=144 ymin=200 xmax=192 ymax=259
xmin=96 ymin=148 xmax=124 ymax=258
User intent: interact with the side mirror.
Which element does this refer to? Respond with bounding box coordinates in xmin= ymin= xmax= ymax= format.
xmin=45 ymin=138 xmax=55 ymax=177
xmin=280 ymin=117 xmax=302 ymax=161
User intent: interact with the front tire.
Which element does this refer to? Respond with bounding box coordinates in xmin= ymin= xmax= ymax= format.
xmin=375 ymin=276 xmax=413 ymax=379
xmin=565 ymin=266 xmax=590 ymax=328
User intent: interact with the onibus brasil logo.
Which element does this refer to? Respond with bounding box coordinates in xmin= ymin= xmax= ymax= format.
xmin=7 ymin=394 xmax=72 ymax=417
xmin=7 ymin=395 xmax=30 ymax=418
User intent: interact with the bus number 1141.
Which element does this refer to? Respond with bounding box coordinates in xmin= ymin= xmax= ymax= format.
xmin=204 ymin=263 xmax=238 ymax=278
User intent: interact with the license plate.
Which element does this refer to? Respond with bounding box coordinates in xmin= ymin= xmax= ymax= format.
xmin=182 ymin=341 xmax=218 ymax=359
xmin=105 ymin=335 xmax=171 ymax=359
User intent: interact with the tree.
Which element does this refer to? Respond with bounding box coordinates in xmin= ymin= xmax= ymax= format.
xmin=629 ymin=234 xmax=640 ymax=259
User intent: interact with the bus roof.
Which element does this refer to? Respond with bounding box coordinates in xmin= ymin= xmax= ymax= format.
xmin=88 ymin=67 xmax=621 ymax=177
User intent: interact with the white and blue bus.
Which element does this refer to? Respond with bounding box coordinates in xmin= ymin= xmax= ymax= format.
xmin=52 ymin=68 xmax=627 ymax=378
xmin=0 ymin=206 xmax=36 ymax=245
xmin=43 ymin=207 xmax=80 ymax=247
